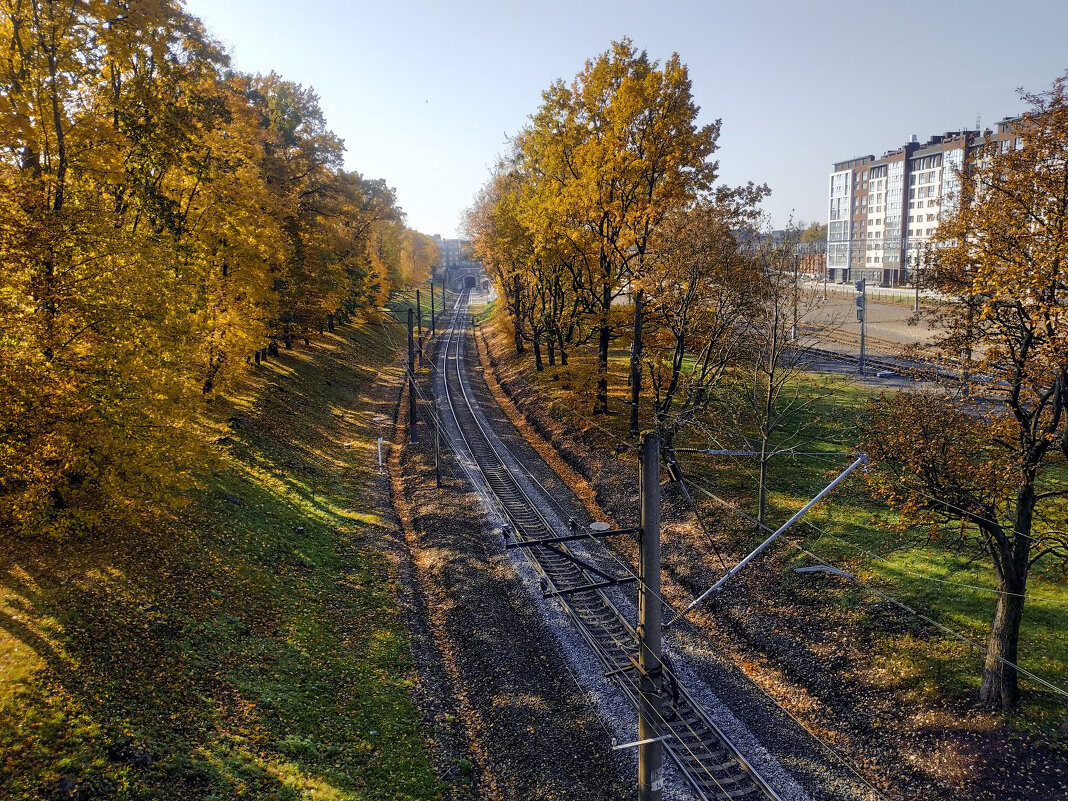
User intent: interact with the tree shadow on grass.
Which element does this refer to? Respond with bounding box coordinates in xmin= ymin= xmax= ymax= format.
xmin=0 ymin=325 xmax=439 ymax=801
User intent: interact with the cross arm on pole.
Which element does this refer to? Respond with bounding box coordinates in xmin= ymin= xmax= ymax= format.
xmin=506 ymin=527 xmax=640 ymax=549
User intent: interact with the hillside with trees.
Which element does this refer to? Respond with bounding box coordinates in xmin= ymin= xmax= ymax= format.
xmin=0 ymin=0 xmax=437 ymax=538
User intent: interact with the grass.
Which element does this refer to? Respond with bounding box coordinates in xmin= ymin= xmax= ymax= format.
xmin=0 ymin=292 xmax=445 ymax=799
xmin=734 ymin=378 xmax=1068 ymax=725
xmin=480 ymin=312 xmax=1068 ymax=731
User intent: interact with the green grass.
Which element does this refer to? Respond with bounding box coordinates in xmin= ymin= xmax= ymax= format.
xmin=699 ymin=374 xmax=1068 ymax=725
xmin=0 ymin=298 xmax=443 ymax=799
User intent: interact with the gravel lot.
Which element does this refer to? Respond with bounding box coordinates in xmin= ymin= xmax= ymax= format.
xmin=807 ymin=293 xmax=936 ymax=349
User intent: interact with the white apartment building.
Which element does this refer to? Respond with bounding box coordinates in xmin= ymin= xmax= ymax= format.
xmin=825 ymin=120 xmax=1019 ymax=285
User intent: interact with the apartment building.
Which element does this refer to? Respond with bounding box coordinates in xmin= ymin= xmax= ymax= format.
xmin=431 ymin=234 xmax=477 ymax=270
xmin=431 ymin=234 xmax=483 ymax=289
xmin=825 ymin=119 xmax=1020 ymax=285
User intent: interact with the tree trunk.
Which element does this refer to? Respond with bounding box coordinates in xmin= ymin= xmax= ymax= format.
xmin=513 ymin=274 xmax=525 ymax=354
xmin=557 ymin=329 xmax=568 ymax=365
xmin=979 ymin=491 xmax=1032 ymax=711
xmin=978 ymin=571 xmax=1026 ymax=710
xmin=547 ymin=339 xmax=555 ymax=366
xmin=595 ymin=284 xmax=611 ymax=414
xmin=533 ymin=336 xmax=544 ymax=371
xmin=203 ymin=351 xmax=225 ymax=394
xmin=630 ymin=290 xmax=643 ymax=437
xmin=757 ymin=442 xmax=770 ymax=528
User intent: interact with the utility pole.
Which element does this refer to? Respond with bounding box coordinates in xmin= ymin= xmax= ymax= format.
xmin=430 ymin=282 xmax=437 ymax=339
xmin=791 ymin=252 xmax=799 ymax=341
xmin=630 ymin=290 xmax=643 ymax=438
xmin=913 ymin=249 xmax=922 ymax=313
xmin=855 ymin=278 xmax=867 ymax=376
xmin=434 ymin=408 xmax=442 ymax=488
xmin=416 ymin=289 xmax=424 ymax=366
xmin=408 ymin=308 xmax=417 ymax=443
xmin=637 ymin=431 xmax=663 ymax=801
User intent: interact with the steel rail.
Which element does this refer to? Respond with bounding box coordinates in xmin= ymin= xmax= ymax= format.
xmin=437 ymin=290 xmax=781 ymax=801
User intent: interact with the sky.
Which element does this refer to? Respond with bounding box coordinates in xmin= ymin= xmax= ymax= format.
xmin=182 ymin=0 xmax=1068 ymax=239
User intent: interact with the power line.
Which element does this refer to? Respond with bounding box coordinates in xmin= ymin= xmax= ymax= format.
xmin=678 ymin=472 xmax=1068 ymax=703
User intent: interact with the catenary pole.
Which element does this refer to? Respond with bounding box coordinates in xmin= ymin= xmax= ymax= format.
xmin=416 ymin=289 xmax=424 ymax=366
xmin=638 ymin=431 xmax=664 ymax=801
xmin=913 ymin=251 xmax=921 ymax=313
xmin=408 ymin=308 xmax=417 ymax=443
xmin=859 ymin=278 xmax=867 ymax=375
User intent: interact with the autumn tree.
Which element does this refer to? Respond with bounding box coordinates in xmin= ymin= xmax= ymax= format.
xmin=466 ymin=166 xmax=581 ymax=366
xmin=862 ymin=75 xmax=1068 ymax=710
xmin=800 ymin=221 xmax=827 ymax=243
xmin=640 ymin=186 xmax=766 ymax=440
xmin=0 ymin=1 xmax=432 ymax=537
xmin=465 ymin=170 xmax=529 ymax=355
xmin=515 ymin=39 xmax=720 ymax=413
xmin=0 ymin=0 xmax=245 ymax=534
xmin=247 ymin=75 xmax=349 ymax=343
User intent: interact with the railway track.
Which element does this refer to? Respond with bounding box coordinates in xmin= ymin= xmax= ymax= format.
xmin=438 ymin=290 xmax=781 ymax=801
xmin=805 ymin=346 xmax=903 ymax=374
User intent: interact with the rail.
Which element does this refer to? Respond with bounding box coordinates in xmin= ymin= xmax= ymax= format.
xmin=437 ymin=290 xmax=782 ymax=801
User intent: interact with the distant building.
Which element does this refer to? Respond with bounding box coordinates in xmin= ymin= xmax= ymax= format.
xmin=432 ymin=235 xmax=483 ymax=289
xmin=826 ymin=119 xmax=1022 ymax=285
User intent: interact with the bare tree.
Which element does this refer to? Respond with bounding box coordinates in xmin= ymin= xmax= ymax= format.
xmin=729 ymin=227 xmax=838 ymax=526
xmin=640 ymin=188 xmax=766 ymax=442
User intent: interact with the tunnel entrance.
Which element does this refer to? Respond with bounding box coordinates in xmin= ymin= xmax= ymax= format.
xmin=463 ymin=275 xmax=477 ymax=289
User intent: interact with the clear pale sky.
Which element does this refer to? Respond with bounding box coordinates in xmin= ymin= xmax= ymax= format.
xmin=182 ymin=0 xmax=1068 ymax=238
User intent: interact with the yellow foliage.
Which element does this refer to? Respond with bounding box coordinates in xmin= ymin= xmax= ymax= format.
xmin=0 ymin=1 xmax=430 ymax=536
